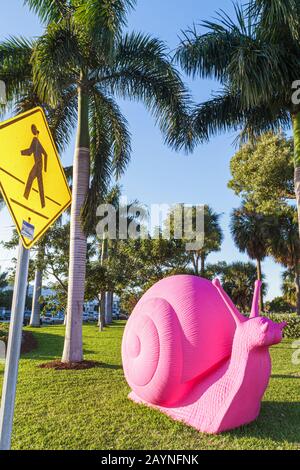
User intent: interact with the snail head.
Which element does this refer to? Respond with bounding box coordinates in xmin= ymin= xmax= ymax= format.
xmin=212 ymin=278 xmax=286 ymax=348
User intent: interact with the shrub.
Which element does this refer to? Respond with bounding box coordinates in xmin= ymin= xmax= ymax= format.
xmin=0 ymin=322 xmax=9 ymax=343
xmin=265 ymin=313 xmax=300 ymax=338
xmin=265 ymin=297 xmax=294 ymax=313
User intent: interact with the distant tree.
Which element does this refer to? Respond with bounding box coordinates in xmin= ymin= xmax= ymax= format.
xmin=176 ymin=1 xmax=300 ymax=235
xmin=282 ymin=269 xmax=297 ymax=308
xmin=210 ymin=261 xmax=267 ymax=313
xmin=265 ymin=296 xmax=294 ymax=314
xmin=230 ymin=206 xmax=272 ymax=311
xmin=167 ymin=204 xmax=223 ymax=276
xmin=0 ymin=290 xmax=13 ymax=311
xmin=0 ymin=272 xmax=8 ymax=290
xmin=267 ymin=207 xmax=300 ymax=315
xmin=194 ymin=206 xmax=223 ymax=276
xmin=0 ymin=272 xmax=8 ymax=309
xmin=119 ymin=291 xmax=142 ymax=316
xmin=229 ymin=133 xmax=294 ymax=213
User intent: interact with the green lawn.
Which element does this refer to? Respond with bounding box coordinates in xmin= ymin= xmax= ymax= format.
xmin=0 ymin=322 xmax=299 ymax=450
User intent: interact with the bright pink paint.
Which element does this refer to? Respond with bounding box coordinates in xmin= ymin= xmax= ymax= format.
xmin=122 ymin=275 xmax=286 ymax=434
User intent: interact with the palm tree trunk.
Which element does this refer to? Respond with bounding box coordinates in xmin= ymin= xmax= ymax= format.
xmin=30 ymin=244 xmax=44 ymax=327
xmin=256 ymin=258 xmax=264 ymax=313
xmin=62 ymin=82 xmax=90 ymax=363
xmin=98 ymin=235 xmax=108 ymax=331
xmin=200 ymin=253 xmax=205 ymax=277
xmin=105 ymin=291 xmax=113 ymax=324
xmin=292 ymin=113 xmax=300 ymax=238
xmin=98 ymin=292 xmax=106 ymax=331
xmin=295 ymin=266 xmax=300 ymax=316
xmin=30 ymin=268 xmax=42 ymax=327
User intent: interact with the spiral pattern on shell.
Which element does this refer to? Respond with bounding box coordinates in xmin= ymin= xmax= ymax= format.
xmin=122 ymin=297 xmax=184 ymax=406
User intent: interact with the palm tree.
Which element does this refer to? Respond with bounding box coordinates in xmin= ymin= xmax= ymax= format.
xmin=282 ymin=269 xmax=297 ymax=309
xmin=197 ymin=206 xmax=223 ymax=276
xmin=167 ymin=204 xmax=223 ymax=276
xmin=230 ymin=206 xmax=270 ymax=311
xmin=213 ymin=260 xmax=266 ymax=313
xmin=1 ymin=1 xmax=191 ymax=363
xmin=267 ymin=207 xmax=300 ymax=315
xmin=97 ymin=185 xmax=141 ymax=329
xmin=176 ymin=1 xmax=300 ymax=235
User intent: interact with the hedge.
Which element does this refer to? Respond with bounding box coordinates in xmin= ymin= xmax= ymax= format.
xmin=0 ymin=323 xmax=9 ymax=343
xmin=265 ymin=313 xmax=300 ymax=339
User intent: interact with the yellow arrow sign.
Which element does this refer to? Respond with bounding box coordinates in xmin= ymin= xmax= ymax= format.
xmin=0 ymin=107 xmax=72 ymax=248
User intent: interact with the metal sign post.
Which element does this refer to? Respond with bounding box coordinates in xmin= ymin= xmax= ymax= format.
xmin=0 ymin=240 xmax=30 ymax=450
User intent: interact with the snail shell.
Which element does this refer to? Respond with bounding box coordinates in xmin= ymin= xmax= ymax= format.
xmin=122 ymin=275 xmax=236 ymax=407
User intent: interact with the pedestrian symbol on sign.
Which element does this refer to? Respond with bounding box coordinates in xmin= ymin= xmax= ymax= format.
xmin=21 ymin=124 xmax=48 ymax=208
xmin=0 ymin=107 xmax=71 ymax=249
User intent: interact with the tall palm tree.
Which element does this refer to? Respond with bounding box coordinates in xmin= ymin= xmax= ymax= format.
xmin=96 ymin=185 xmax=141 ymax=329
xmin=14 ymin=0 xmax=191 ymax=363
xmin=214 ymin=260 xmax=266 ymax=313
xmin=267 ymin=207 xmax=300 ymax=315
xmin=0 ymin=32 xmax=128 ymax=357
xmin=282 ymin=269 xmax=297 ymax=309
xmin=230 ymin=206 xmax=270 ymax=311
xmin=197 ymin=206 xmax=223 ymax=276
xmin=176 ymin=1 xmax=300 ymax=235
xmin=167 ymin=204 xmax=223 ymax=276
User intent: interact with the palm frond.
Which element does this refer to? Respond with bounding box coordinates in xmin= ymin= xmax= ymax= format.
xmin=177 ymin=4 xmax=291 ymax=108
xmin=176 ymin=3 xmax=251 ymax=79
xmin=13 ymin=83 xmax=77 ymax=153
xmin=248 ymin=0 xmax=300 ymax=40
xmin=93 ymin=87 xmax=131 ymax=177
xmin=46 ymin=86 xmax=77 ymax=153
xmin=0 ymin=36 xmax=33 ymax=104
xmin=74 ymin=0 xmax=136 ymax=50
xmin=193 ymin=89 xmax=291 ymax=144
xmin=82 ymin=89 xmax=131 ymax=233
xmin=31 ymin=20 xmax=81 ymax=105
xmin=101 ymin=32 xmax=195 ymax=150
xmin=23 ymin=0 xmax=73 ymax=24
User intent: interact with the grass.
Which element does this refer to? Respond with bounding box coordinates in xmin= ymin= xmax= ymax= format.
xmin=0 ymin=322 xmax=299 ymax=450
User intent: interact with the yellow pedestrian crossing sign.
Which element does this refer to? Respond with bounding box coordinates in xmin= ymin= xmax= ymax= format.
xmin=0 ymin=107 xmax=72 ymax=248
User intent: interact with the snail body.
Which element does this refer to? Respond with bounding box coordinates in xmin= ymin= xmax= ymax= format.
xmin=122 ymin=275 xmax=286 ymax=433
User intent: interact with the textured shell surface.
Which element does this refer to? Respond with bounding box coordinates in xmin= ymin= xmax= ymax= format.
xmin=122 ymin=275 xmax=236 ymax=406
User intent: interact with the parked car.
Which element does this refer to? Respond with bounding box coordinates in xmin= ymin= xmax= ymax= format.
xmin=92 ymin=312 xmax=98 ymax=322
xmin=52 ymin=313 xmax=64 ymax=324
xmin=119 ymin=313 xmax=129 ymax=320
xmin=87 ymin=312 xmax=98 ymax=322
xmin=4 ymin=311 xmax=11 ymax=321
xmin=42 ymin=314 xmax=55 ymax=325
xmin=82 ymin=312 xmax=90 ymax=322
xmin=23 ymin=310 xmax=31 ymax=326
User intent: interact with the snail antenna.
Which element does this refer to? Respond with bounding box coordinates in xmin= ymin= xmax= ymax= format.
xmin=250 ymin=280 xmax=262 ymax=318
xmin=212 ymin=278 xmax=246 ymax=325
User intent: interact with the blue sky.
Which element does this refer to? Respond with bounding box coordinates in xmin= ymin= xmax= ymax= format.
xmin=0 ymin=0 xmax=285 ymax=300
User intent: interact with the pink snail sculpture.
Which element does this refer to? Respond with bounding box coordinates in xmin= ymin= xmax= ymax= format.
xmin=122 ymin=275 xmax=286 ymax=434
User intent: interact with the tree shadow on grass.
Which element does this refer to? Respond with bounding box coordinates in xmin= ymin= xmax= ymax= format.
xmin=227 ymin=401 xmax=300 ymax=445
xmin=92 ymin=362 xmax=122 ymax=370
xmin=271 ymin=374 xmax=300 ymax=379
xmin=22 ymin=330 xmax=65 ymax=359
xmin=21 ymin=330 xmax=122 ymax=370
xmin=102 ymin=321 xmax=127 ymax=330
